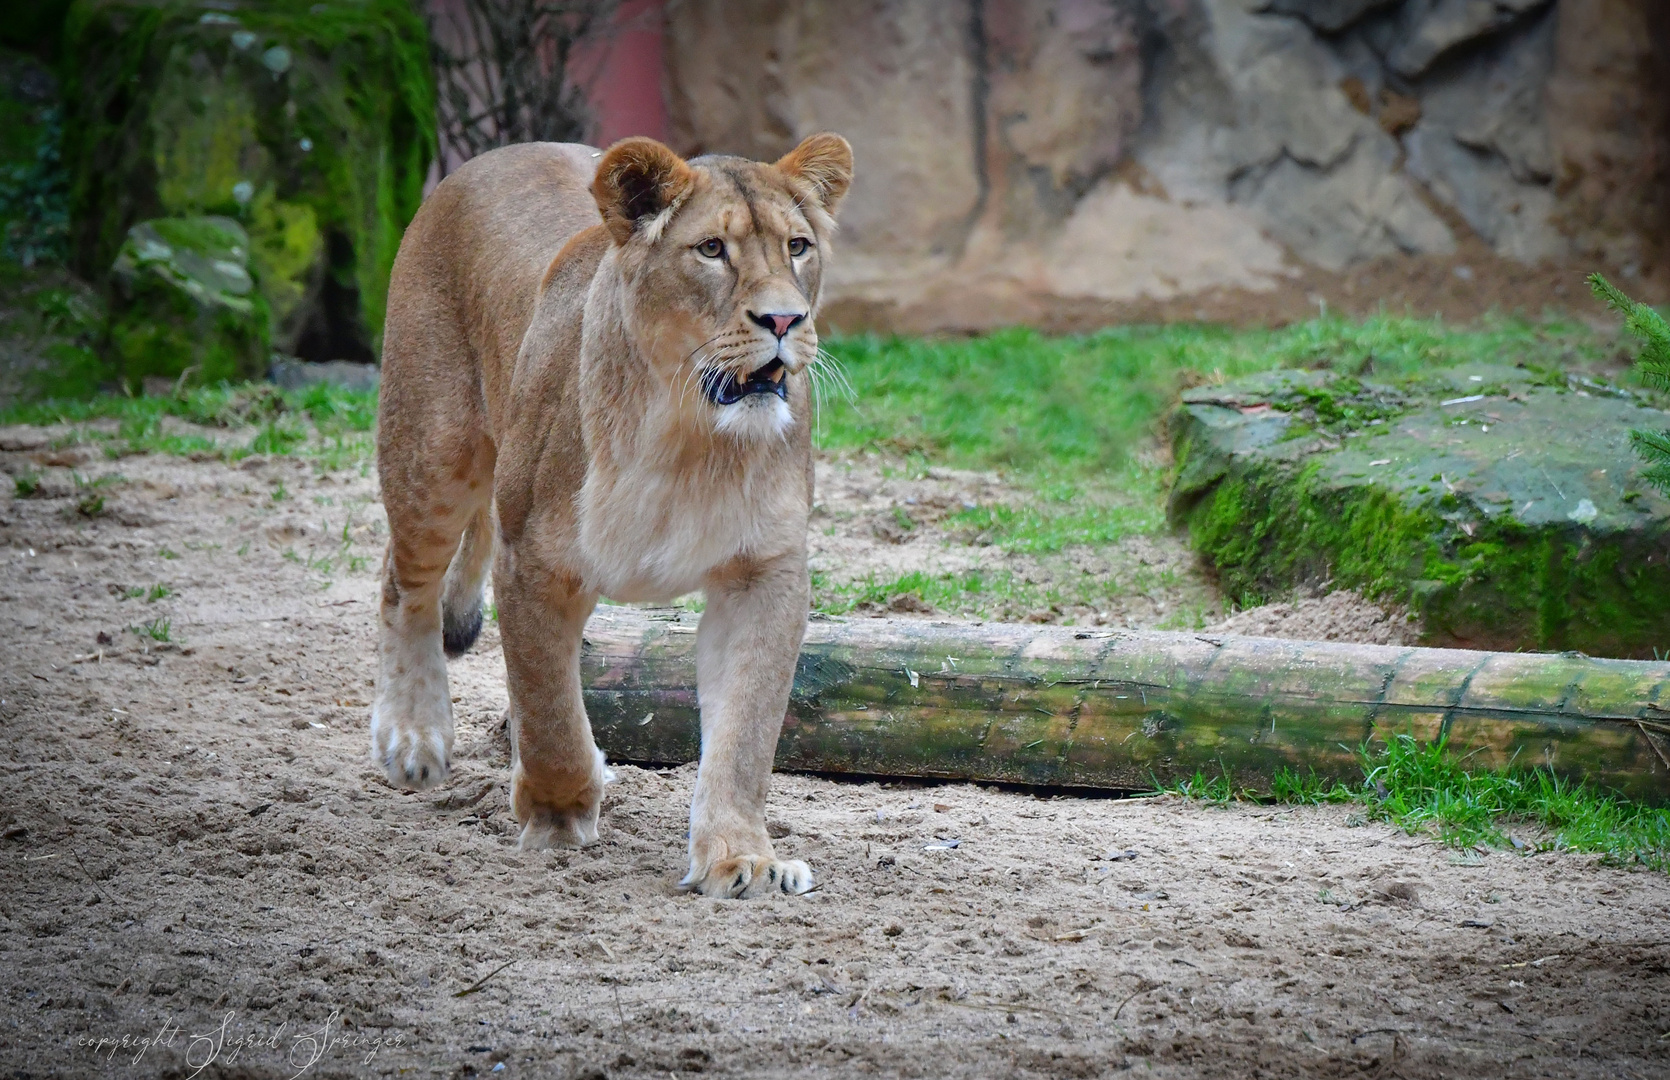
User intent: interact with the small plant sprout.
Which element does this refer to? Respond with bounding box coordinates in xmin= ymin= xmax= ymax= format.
xmin=146 ymin=583 xmax=172 ymax=602
xmin=129 ymin=617 xmax=172 ymax=643
xmin=13 ymin=470 xmax=40 ymax=497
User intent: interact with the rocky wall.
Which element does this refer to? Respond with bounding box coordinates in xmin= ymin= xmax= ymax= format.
xmin=663 ymin=0 xmax=1669 ymax=331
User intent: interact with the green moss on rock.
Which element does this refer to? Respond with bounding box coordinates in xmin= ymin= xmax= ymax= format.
xmin=62 ymin=0 xmax=433 ymax=359
xmin=109 ymin=215 xmax=267 ymax=385
xmin=1170 ymin=367 xmax=1670 ymax=658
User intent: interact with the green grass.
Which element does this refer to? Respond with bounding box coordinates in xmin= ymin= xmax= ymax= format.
xmin=813 ymin=567 xmax=1047 ymax=619
xmin=816 ymin=315 xmax=1611 ymax=479
xmin=0 ymin=381 xmax=377 ymax=465
xmin=129 ymin=616 xmax=172 ymax=643
xmin=4 ymin=314 xmax=1603 ymax=490
xmin=811 ymin=559 xmax=1204 ymax=625
xmin=945 ymin=469 xmax=1163 ymax=555
xmin=1159 ymin=736 xmax=1670 ymax=871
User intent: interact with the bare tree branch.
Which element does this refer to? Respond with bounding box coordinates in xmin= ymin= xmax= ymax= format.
xmin=429 ymin=0 xmax=620 ymax=175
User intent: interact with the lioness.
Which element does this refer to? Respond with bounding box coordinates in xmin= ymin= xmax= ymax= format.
xmin=371 ymin=133 xmax=852 ymax=898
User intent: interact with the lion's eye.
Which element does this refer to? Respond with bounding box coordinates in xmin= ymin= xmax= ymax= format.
xmin=696 ymin=238 xmax=725 ymax=259
xmin=787 ymin=237 xmax=810 ymax=257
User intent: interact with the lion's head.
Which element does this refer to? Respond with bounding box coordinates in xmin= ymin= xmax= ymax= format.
xmin=589 ymin=133 xmax=853 ymax=441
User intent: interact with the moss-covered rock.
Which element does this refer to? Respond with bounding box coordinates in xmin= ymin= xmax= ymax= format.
xmin=109 ymin=216 xmax=266 ymax=385
xmin=1169 ymin=365 xmax=1670 ymax=658
xmin=62 ymin=0 xmax=433 ymax=362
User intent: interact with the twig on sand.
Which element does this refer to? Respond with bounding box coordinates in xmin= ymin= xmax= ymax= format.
xmin=453 ymin=959 xmax=516 ymax=998
xmin=1113 ymin=987 xmax=1147 ymax=1020
xmin=1352 ymin=1027 xmax=1401 ymax=1044
xmin=71 ymin=848 xmax=112 ymax=905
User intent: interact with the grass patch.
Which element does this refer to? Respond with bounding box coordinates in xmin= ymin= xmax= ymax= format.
xmin=946 ymin=469 xmax=1164 ymax=555
xmin=1158 ymin=736 xmax=1670 ymax=871
xmin=1 ymin=381 xmax=378 ymax=465
xmin=817 ymin=316 xmax=1610 ymax=477
xmin=811 ymin=560 xmax=1200 ymax=622
xmin=813 ymin=568 xmax=1048 ymax=619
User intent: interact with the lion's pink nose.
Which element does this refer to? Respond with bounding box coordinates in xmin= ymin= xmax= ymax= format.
xmin=749 ymin=311 xmax=806 ymax=339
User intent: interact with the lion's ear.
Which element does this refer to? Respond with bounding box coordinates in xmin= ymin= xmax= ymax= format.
xmin=592 ymin=138 xmax=694 ymax=245
xmin=775 ymin=133 xmax=853 ymax=216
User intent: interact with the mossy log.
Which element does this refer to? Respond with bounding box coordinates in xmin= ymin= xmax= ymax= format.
xmin=579 ymin=608 xmax=1670 ymax=802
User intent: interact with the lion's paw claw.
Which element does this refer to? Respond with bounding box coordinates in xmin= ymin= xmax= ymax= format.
xmin=681 ymin=855 xmax=813 ymax=899
xmin=370 ymin=714 xmax=451 ymax=791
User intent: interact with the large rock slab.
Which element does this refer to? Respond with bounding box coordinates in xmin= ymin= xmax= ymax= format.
xmin=62 ymin=0 xmax=433 ymax=360
xmin=107 ymin=216 xmax=266 ymax=385
xmin=1169 ymin=366 xmax=1670 ymax=658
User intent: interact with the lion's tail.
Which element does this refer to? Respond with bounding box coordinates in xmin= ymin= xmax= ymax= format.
xmin=440 ymin=502 xmax=494 ymax=658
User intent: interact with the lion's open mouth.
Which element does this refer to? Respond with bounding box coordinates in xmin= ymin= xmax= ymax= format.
xmin=703 ymin=358 xmax=787 ymax=406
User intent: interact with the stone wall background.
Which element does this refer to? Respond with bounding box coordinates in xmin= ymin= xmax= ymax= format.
xmin=657 ymin=0 xmax=1670 ymax=331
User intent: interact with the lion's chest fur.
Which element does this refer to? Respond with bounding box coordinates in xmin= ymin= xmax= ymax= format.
xmin=575 ymin=444 xmax=809 ymax=601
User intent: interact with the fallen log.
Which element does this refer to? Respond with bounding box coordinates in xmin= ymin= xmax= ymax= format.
xmin=579 ymin=608 xmax=1670 ymax=801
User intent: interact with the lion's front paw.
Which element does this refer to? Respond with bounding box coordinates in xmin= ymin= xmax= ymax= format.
xmin=680 ymin=854 xmax=813 ymax=898
xmin=369 ymin=701 xmax=452 ymax=790
xmin=370 ymin=632 xmax=453 ymax=790
xmin=511 ymin=749 xmax=612 ymax=850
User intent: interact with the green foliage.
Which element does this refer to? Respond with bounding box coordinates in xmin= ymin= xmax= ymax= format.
xmin=1590 ymin=273 xmax=1670 ymax=495
xmin=0 ymin=101 xmax=68 ymax=267
xmin=817 ymin=316 xmax=1606 ymax=477
xmin=61 ymin=0 xmax=435 ymax=356
xmin=0 ymin=264 xmax=108 ymax=400
xmin=1162 ymin=736 xmax=1670 ymax=870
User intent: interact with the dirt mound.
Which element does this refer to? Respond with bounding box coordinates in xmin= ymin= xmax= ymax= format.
xmin=1206 ymin=591 xmax=1419 ymax=646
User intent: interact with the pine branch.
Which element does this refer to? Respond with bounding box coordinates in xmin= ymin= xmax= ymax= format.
xmin=1589 ymin=273 xmax=1670 ymax=391
xmin=1592 ymin=274 xmax=1670 ymax=494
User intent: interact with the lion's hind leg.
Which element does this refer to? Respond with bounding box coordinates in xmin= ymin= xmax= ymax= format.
xmin=441 ymin=503 xmax=494 ymax=657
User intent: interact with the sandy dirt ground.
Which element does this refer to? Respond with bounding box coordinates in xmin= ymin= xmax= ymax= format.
xmin=2 ymin=440 xmax=1667 ymax=1079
